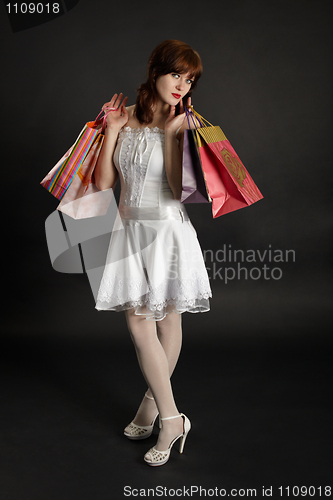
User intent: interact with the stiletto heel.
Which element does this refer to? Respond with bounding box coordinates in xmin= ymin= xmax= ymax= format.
xmin=144 ymin=413 xmax=191 ymax=466
xmin=124 ymin=392 xmax=159 ymax=440
xmin=179 ymin=420 xmax=189 ymax=453
xmin=178 ymin=413 xmax=191 ymax=453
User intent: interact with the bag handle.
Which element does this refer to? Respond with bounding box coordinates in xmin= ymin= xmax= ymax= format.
xmin=190 ymin=106 xmax=214 ymax=128
xmin=92 ymin=107 xmax=117 ymax=133
xmin=185 ymin=105 xmax=204 ymax=130
xmin=185 ymin=106 xmax=215 ymax=147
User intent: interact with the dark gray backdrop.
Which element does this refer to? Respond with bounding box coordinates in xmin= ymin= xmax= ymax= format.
xmin=1 ymin=0 xmax=332 ymax=497
xmin=1 ymin=0 xmax=332 ymax=339
xmin=2 ymin=0 xmax=332 ymax=340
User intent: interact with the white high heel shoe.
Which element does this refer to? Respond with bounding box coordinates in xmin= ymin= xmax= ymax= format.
xmin=144 ymin=413 xmax=191 ymax=466
xmin=124 ymin=393 xmax=161 ymax=440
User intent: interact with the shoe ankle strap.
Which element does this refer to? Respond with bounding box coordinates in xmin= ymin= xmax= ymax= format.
xmin=160 ymin=413 xmax=183 ymax=421
xmin=144 ymin=392 xmax=154 ymax=401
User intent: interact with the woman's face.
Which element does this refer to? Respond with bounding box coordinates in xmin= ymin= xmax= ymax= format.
xmin=155 ymin=72 xmax=193 ymax=107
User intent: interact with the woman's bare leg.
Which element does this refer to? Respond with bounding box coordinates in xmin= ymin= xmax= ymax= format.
xmin=125 ymin=309 xmax=183 ymax=450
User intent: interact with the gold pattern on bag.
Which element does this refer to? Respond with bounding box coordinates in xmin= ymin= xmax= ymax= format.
xmin=197 ymin=126 xmax=227 ymax=144
xmin=220 ymin=148 xmax=247 ymax=187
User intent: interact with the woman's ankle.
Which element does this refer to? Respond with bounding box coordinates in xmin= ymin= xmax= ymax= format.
xmin=155 ymin=417 xmax=184 ymax=450
xmin=145 ymin=390 xmax=154 ymax=400
xmin=132 ymin=393 xmax=158 ymax=426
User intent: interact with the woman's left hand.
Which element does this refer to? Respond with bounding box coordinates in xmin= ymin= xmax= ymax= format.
xmin=165 ymin=96 xmax=191 ymax=138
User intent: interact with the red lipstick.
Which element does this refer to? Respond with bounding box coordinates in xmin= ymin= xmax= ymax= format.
xmin=172 ymin=93 xmax=181 ymax=99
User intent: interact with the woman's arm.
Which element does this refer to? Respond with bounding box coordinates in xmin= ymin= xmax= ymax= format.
xmin=94 ymin=93 xmax=128 ymax=191
xmin=94 ymin=127 xmax=119 ymax=191
xmin=164 ymin=131 xmax=183 ymax=200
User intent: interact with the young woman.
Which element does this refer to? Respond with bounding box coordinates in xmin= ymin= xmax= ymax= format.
xmin=94 ymin=40 xmax=212 ymax=466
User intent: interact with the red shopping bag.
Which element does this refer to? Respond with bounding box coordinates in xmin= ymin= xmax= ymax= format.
xmin=186 ymin=106 xmax=263 ymax=218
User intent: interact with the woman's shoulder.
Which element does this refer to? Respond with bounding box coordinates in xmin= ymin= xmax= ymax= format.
xmin=125 ymin=104 xmax=143 ymax=129
xmin=126 ymin=104 xmax=136 ymax=115
xmin=126 ymin=104 xmax=136 ymax=122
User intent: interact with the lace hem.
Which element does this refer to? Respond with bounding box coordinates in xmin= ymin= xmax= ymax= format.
xmin=96 ymin=296 xmax=211 ymax=321
xmin=95 ymin=274 xmax=212 ymax=320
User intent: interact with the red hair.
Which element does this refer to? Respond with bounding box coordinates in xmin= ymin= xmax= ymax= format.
xmin=135 ymin=40 xmax=203 ymax=124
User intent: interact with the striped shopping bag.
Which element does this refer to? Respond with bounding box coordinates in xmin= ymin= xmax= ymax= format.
xmin=41 ymin=110 xmax=108 ymax=201
xmin=185 ymin=106 xmax=263 ymax=218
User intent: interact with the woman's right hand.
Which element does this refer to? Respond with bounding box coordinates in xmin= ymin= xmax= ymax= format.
xmin=102 ymin=93 xmax=128 ymax=132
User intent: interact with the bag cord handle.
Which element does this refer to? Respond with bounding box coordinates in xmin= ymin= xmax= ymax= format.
xmin=185 ymin=106 xmax=214 ymax=129
xmin=185 ymin=106 xmax=201 ymax=129
xmin=93 ymin=107 xmax=117 ymax=133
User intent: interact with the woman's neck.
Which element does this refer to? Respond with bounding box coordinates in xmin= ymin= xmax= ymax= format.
xmin=152 ymin=99 xmax=170 ymax=119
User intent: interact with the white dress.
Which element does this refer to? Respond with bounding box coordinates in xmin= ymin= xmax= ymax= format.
xmin=95 ymin=126 xmax=212 ymax=320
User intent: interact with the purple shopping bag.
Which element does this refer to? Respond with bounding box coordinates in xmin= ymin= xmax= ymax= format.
xmin=181 ymin=128 xmax=211 ymax=204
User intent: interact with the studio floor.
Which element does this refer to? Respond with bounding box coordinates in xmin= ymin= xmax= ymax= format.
xmin=1 ymin=328 xmax=331 ymax=500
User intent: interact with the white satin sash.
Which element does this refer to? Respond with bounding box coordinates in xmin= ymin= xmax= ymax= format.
xmin=119 ymin=204 xmax=189 ymax=222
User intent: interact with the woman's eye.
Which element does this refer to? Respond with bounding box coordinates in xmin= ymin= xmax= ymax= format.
xmin=172 ymin=74 xmax=193 ymax=84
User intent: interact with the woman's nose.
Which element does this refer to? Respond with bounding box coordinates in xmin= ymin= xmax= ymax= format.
xmin=176 ymin=78 xmax=185 ymax=90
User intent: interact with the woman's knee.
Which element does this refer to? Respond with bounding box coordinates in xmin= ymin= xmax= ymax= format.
xmin=157 ymin=311 xmax=182 ymax=335
xmin=125 ymin=309 xmax=156 ymax=346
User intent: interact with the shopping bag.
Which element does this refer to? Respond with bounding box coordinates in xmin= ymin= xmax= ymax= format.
xmin=56 ymin=133 xmax=115 ymax=219
xmin=181 ymin=128 xmax=211 ymax=204
xmin=186 ymin=106 xmax=263 ymax=218
xmin=40 ymin=109 xmax=110 ymax=201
